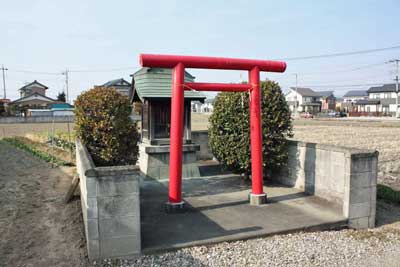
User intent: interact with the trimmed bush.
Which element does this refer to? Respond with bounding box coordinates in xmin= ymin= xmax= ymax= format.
xmin=209 ymin=80 xmax=293 ymax=178
xmin=377 ymin=184 xmax=400 ymax=204
xmin=74 ymin=87 xmax=139 ymax=166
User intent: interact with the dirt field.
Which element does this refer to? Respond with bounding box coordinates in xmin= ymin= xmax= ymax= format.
xmin=0 ymin=123 xmax=75 ymax=138
xmin=0 ymin=142 xmax=87 ymax=266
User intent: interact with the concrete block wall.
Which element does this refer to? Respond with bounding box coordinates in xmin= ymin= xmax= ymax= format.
xmin=76 ymin=140 xmax=141 ymax=260
xmin=191 ymin=130 xmax=214 ymax=160
xmin=276 ymin=140 xmax=378 ymax=229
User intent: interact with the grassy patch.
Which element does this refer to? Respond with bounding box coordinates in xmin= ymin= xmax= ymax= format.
xmin=1 ymin=137 xmax=73 ymax=166
xmin=377 ymin=184 xmax=400 ymax=204
xmin=346 ymin=228 xmax=400 ymax=241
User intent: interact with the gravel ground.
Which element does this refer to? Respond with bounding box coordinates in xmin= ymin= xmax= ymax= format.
xmin=94 ymin=229 xmax=400 ymax=267
xmin=90 ymin=200 xmax=400 ymax=267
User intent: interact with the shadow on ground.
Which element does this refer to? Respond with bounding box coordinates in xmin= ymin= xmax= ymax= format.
xmin=140 ymin=175 xmax=346 ymax=253
xmin=376 ymin=200 xmax=400 ymax=227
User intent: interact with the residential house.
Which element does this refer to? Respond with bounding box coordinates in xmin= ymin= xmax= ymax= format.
xmin=354 ymin=84 xmax=400 ymax=116
xmin=192 ymin=98 xmax=214 ymax=113
xmin=102 ymin=78 xmax=131 ymax=97
xmin=27 ymin=103 xmax=74 ymax=117
xmin=341 ymin=90 xmax=368 ymax=112
xmin=19 ymin=80 xmax=48 ymax=97
xmin=335 ymin=97 xmax=344 ymax=111
xmin=0 ymin=99 xmax=11 ymax=115
xmin=50 ymin=103 xmax=74 ymax=116
xmin=9 ymin=80 xmax=57 ymax=116
xmin=343 ymin=90 xmax=368 ymax=103
xmin=285 ymin=87 xmax=321 ymax=114
xmin=317 ymin=91 xmax=336 ymax=111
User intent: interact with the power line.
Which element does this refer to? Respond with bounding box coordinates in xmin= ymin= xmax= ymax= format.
xmin=8 ymin=69 xmax=61 ymax=75
xmin=275 ymin=44 xmax=400 ymax=61
xmin=69 ymin=66 xmax=137 ymax=73
xmin=300 ymin=83 xmax=385 ymax=88
xmin=290 ymin=61 xmax=388 ymax=76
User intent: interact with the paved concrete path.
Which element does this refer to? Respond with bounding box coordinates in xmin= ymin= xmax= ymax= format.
xmin=140 ymin=175 xmax=346 ymax=253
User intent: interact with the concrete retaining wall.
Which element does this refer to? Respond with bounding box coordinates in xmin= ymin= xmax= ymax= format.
xmin=275 ymin=140 xmax=378 ymax=229
xmin=0 ymin=115 xmax=74 ymax=124
xmin=191 ymin=130 xmax=213 ymax=160
xmin=76 ymin=140 xmax=141 ymax=260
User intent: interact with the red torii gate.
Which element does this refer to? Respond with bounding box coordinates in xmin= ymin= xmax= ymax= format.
xmin=139 ymin=54 xmax=286 ymax=210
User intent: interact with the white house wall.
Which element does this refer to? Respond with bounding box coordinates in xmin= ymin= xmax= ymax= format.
xmin=285 ymin=90 xmax=303 ymax=105
xmin=369 ymin=92 xmax=398 ymax=99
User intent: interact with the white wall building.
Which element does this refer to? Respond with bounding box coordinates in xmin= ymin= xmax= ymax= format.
xmin=355 ymin=84 xmax=400 ymax=116
xmin=285 ymin=87 xmax=321 ymax=114
xmin=192 ymin=98 xmax=214 ymax=113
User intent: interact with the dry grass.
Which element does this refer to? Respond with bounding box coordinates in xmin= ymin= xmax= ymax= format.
xmin=0 ymin=122 xmax=75 ymax=138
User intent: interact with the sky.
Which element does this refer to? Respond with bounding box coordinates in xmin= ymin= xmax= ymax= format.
xmin=1 ymin=0 xmax=400 ymax=101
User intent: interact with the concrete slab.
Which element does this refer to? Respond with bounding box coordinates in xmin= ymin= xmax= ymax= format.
xmin=140 ymin=175 xmax=347 ymax=253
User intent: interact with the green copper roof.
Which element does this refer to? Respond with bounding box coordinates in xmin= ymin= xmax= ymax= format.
xmin=132 ymin=68 xmax=205 ymax=102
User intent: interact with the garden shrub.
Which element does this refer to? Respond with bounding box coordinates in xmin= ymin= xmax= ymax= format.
xmin=208 ymin=80 xmax=293 ymax=178
xmin=74 ymin=87 xmax=139 ymax=166
xmin=377 ymin=184 xmax=400 ymax=204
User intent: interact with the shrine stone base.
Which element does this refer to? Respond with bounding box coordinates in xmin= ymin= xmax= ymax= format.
xmin=138 ymin=142 xmax=201 ymax=180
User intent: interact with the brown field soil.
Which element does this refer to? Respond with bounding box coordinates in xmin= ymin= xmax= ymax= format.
xmin=0 ymin=142 xmax=87 ymax=266
xmin=191 ymin=113 xmax=211 ymax=131
xmin=0 ymin=123 xmax=75 ymax=138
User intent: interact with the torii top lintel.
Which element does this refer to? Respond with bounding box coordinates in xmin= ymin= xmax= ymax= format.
xmin=139 ymin=54 xmax=286 ymax=72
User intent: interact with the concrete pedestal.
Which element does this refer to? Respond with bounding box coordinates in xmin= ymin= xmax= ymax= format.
xmin=249 ymin=193 xmax=267 ymax=205
xmin=165 ymin=201 xmax=185 ymax=213
xmin=138 ymin=142 xmax=201 ymax=180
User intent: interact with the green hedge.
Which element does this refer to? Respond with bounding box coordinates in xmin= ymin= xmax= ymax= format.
xmin=377 ymin=184 xmax=400 ymax=204
xmin=209 ymin=80 xmax=293 ymax=178
xmin=74 ymin=87 xmax=139 ymax=166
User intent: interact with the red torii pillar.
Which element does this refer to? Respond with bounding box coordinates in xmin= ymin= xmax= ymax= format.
xmin=139 ymin=54 xmax=286 ymax=211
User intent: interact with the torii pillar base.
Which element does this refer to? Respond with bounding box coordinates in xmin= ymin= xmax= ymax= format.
xmin=249 ymin=193 xmax=267 ymax=205
xmin=165 ymin=201 xmax=185 ymax=213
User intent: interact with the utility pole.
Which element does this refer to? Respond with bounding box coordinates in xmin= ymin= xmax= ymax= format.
xmin=1 ymin=65 xmax=8 ymax=99
xmin=62 ymin=69 xmax=69 ymax=103
xmin=293 ymin=73 xmax=299 ymax=117
xmin=387 ymin=59 xmax=400 ymax=118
